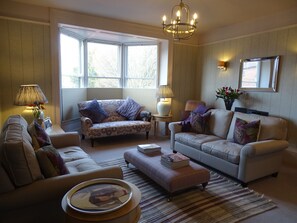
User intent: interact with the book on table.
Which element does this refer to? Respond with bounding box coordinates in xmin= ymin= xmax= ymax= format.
xmin=137 ymin=144 xmax=161 ymax=154
xmin=161 ymin=152 xmax=190 ymax=169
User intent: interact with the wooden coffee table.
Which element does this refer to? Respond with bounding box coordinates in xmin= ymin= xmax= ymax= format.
xmin=61 ymin=179 xmax=141 ymax=223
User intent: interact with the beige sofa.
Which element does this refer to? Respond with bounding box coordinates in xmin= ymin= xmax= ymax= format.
xmin=169 ymin=109 xmax=289 ymax=185
xmin=0 ymin=115 xmax=123 ymax=223
xmin=78 ymin=99 xmax=151 ymax=147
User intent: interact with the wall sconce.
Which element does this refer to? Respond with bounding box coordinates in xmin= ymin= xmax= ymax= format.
xmin=217 ymin=61 xmax=227 ymax=71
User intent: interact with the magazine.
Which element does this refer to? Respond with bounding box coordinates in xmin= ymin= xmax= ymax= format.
xmin=137 ymin=144 xmax=161 ymax=154
xmin=160 ymin=159 xmax=189 ymax=169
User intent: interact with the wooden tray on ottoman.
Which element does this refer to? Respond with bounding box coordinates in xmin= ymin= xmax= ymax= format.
xmin=124 ymin=149 xmax=210 ymax=200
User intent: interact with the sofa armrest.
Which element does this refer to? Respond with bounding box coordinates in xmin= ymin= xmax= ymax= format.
xmin=168 ymin=121 xmax=182 ymax=151
xmin=50 ymin=132 xmax=81 ymax=148
xmin=241 ymin=140 xmax=289 ymax=157
xmin=0 ymin=166 xmax=123 ymax=211
xmin=81 ymin=116 xmax=93 ymax=127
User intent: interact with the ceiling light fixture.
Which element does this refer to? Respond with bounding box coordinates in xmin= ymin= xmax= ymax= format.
xmin=162 ymin=0 xmax=198 ymax=41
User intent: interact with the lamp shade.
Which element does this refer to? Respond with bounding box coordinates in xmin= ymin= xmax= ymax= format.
xmin=14 ymin=84 xmax=48 ymax=106
xmin=156 ymin=85 xmax=174 ymax=98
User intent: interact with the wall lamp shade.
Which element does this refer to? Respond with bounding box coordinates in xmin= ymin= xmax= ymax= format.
xmin=14 ymin=84 xmax=48 ymax=106
xmin=156 ymin=85 xmax=174 ymax=116
xmin=217 ymin=61 xmax=227 ymax=71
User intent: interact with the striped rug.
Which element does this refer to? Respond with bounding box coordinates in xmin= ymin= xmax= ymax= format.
xmin=98 ymin=158 xmax=276 ymax=223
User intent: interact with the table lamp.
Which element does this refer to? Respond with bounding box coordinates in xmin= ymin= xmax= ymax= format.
xmin=156 ymin=85 xmax=174 ymax=116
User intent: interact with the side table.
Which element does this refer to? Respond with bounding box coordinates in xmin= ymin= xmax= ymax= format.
xmin=61 ymin=180 xmax=141 ymax=223
xmin=45 ymin=124 xmax=65 ymax=135
xmin=151 ymin=114 xmax=172 ymax=136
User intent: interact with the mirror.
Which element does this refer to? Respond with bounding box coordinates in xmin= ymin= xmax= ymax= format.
xmin=238 ymin=56 xmax=280 ymax=92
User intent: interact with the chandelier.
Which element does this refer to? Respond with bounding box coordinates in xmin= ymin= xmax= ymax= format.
xmin=162 ymin=0 xmax=198 ymax=40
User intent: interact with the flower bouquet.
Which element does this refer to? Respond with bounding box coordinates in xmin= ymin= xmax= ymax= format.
xmin=216 ymin=86 xmax=243 ymax=110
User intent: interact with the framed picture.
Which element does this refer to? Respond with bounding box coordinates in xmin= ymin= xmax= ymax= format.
xmin=44 ymin=117 xmax=52 ymax=129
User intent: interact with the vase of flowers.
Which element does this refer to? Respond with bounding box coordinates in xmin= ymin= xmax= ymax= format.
xmin=32 ymin=101 xmax=45 ymax=120
xmin=216 ymin=86 xmax=243 ymax=110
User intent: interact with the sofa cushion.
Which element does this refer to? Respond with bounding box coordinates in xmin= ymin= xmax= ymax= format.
xmin=58 ymin=147 xmax=90 ymax=162
xmin=227 ymin=112 xmax=288 ymax=141
xmin=233 ymin=118 xmax=260 ymax=145
xmin=35 ymin=145 xmax=69 ymax=178
xmin=209 ymin=109 xmax=234 ymax=139
xmin=116 ymin=97 xmax=142 ymax=120
xmin=190 ymin=111 xmax=211 ymax=134
xmin=65 ymin=158 xmax=101 ymax=173
xmin=28 ymin=121 xmax=51 ymax=150
xmin=0 ymin=122 xmax=43 ymax=187
xmin=201 ymin=140 xmax=243 ymax=164
xmin=79 ymin=99 xmax=108 ymax=123
xmin=175 ymin=132 xmax=221 ymax=150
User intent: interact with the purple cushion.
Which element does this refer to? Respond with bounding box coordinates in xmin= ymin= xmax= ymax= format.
xmin=28 ymin=121 xmax=51 ymax=149
xmin=35 ymin=145 xmax=69 ymax=178
xmin=233 ymin=118 xmax=260 ymax=145
xmin=79 ymin=99 xmax=108 ymax=123
xmin=184 ymin=104 xmax=210 ymax=123
xmin=116 ymin=97 xmax=142 ymax=120
xmin=190 ymin=111 xmax=211 ymax=134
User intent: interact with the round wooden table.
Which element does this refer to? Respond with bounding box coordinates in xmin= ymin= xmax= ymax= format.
xmin=61 ymin=180 xmax=141 ymax=223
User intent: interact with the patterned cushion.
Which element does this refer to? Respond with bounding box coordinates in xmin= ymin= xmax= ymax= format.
xmin=190 ymin=111 xmax=211 ymax=134
xmin=35 ymin=145 xmax=69 ymax=178
xmin=116 ymin=97 xmax=142 ymax=120
xmin=28 ymin=121 xmax=51 ymax=150
xmin=233 ymin=118 xmax=260 ymax=145
xmin=79 ymin=99 xmax=108 ymax=123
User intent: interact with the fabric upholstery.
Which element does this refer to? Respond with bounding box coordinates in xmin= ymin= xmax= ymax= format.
xmin=201 ymin=140 xmax=243 ymax=164
xmin=28 ymin=121 xmax=51 ymax=150
xmin=36 ymin=145 xmax=69 ymax=178
xmin=79 ymin=99 xmax=108 ymax=123
xmin=116 ymin=97 xmax=142 ymax=120
xmin=227 ymin=112 xmax=287 ymax=141
xmin=0 ymin=117 xmax=43 ymax=187
xmin=233 ymin=118 xmax=260 ymax=145
xmin=208 ymin=109 xmax=234 ymax=139
xmin=0 ymin=164 xmax=15 ymax=194
xmin=190 ymin=111 xmax=211 ymax=134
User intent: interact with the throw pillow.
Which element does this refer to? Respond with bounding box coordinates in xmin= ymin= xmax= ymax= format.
xmin=189 ymin=111 xmax=211 ymax=134
xmin=79 ymin=99 xmax=108 ymax=123
xmin=233 ymin=118 xmax=261 ymax=145
xmin=28 ymin=121 xmax=51 ymax=150
xmin=116 ymin=97 xmax=142 ymax=120
xmin=35 ymin=145 xmax=69 ymax=178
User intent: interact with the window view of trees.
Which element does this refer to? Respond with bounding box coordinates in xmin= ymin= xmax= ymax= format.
xmin=126 ymin=45 xmax=157 ymax=88
xmin=60 ymin=32 xmax=158 ymax=89
xmin=60 ymin=33 xmax=83 ymax=88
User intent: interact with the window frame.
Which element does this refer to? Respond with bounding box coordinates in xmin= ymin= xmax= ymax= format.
xmin=59 ymin=30 xmax=160 ymax=89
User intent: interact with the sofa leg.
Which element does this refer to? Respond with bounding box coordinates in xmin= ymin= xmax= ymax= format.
xmin=91 ymin=139 xmax=94 ymax=147
xmin=82 ymin=134 xmax=85 ymax=140
xmin=272 ymin=172 xmax=278 ymax=177
xmin=241 ymin=182 xmax=248 ymax=187
xmin=146 ymin=131 xmax=149 ymax=139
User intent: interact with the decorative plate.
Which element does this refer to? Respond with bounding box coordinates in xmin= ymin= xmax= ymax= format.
xmin=66 ymin=178 xmax=132 ymax=214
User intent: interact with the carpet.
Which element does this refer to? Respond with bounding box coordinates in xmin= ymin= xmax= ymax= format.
xmin=98 ymin=158 xmax=276 ymax=223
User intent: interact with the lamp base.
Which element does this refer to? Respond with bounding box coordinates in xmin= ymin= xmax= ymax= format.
xmin=157 ymin=100 xmax=171 ymax=116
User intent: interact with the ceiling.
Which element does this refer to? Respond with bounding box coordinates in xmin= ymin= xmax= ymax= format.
xmin=11 ymin=0 xmax=297 ymax=35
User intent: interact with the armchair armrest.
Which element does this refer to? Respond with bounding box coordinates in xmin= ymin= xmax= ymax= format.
xmin=241 ymin=140 xmax=289 ymax=158
xmin=139 ymin=110 xmax=151 ymax=122
xmin=50 ymin=132 xmax=80 ymax=148
xmin=0 ymin=166 xmax=123 ymax=211
xmin=168 ymin=121 xmax=182 ymax=151
xmin=81 ymin=116 xmax=93 ymax=127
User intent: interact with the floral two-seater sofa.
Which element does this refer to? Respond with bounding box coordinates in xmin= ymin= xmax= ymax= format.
xmin=78 ymin=98 xmax=151 ymax=146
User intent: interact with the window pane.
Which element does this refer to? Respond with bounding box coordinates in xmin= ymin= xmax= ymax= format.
xmin=60 ymin=33 xmax=82 ymax=88
xmin=126 ymin=45 xmax=157 ymax=88
xmin=88 ymin=78 xmax=120 ymax=88
xmin=87 ymin=42 xmax=121 ymax=88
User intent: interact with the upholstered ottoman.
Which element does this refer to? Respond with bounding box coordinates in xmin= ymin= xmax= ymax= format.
xmin=124 ymin=149 xmax=210 ymax=199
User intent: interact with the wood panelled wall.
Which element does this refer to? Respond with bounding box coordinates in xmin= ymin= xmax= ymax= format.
xmin=171 ymin=43 xmax=199 ymax=121
xmin=198 ymin=26 xmax=297 ymax=148
xmin=0 ymin=18 xmax=52 ymax=126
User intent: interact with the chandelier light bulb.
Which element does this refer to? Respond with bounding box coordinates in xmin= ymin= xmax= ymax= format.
xmin=176 ymin=10 xmax=180 ymax=18
xmin=162 ymin=15 xmax=167 ymax=22
xmin=193 ymin=13 xmax=198 ymax=20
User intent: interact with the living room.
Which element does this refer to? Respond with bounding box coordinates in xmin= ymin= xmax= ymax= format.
xmin=1 ymin=0 xmax=297 ymax=222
